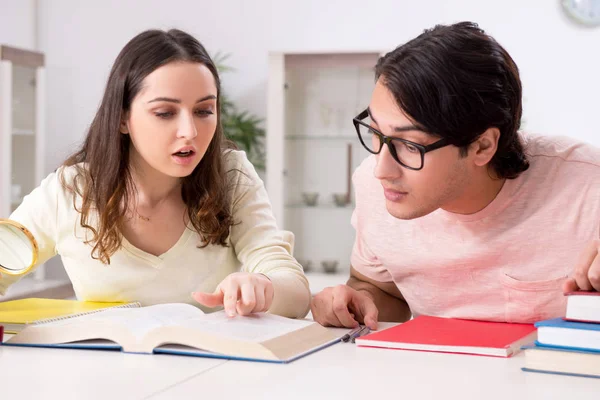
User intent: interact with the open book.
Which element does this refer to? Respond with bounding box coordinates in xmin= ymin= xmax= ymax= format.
xmin=3 ymin=303 xmax=340 ymax=363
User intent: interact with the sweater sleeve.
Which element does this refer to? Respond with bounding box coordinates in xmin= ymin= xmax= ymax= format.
xmin=1 ymin=170 xmax=61 ymax=295
xmin=226 ymin=151 xmax=310 ymax=318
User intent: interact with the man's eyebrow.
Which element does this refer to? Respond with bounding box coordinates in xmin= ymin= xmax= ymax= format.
xmin=367 ymin=106 xmax=422 ymax=132
xmin=367 ymin=107 xmax=378 ymax=125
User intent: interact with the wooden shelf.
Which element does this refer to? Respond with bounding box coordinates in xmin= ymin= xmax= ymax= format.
xmin=267 ymin=52 xmax=380 ymax=272
xmin=12 ymin=128 xmax=34 ymax=136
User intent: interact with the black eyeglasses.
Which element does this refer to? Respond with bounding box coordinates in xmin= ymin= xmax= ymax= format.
xmin=352 ymin=109 xmax=450 ymax=171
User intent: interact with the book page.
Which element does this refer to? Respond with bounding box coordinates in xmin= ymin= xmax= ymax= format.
xmin=176 ymin=311 xmax=315 ymax=343
xmin=36 ymin=303 xmax=204 ymax=341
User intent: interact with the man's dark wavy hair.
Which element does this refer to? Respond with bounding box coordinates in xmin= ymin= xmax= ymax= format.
xmin=375 ymin=21 xmax=529 ymax=179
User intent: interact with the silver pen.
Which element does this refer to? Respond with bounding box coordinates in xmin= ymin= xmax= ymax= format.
xmin=341 ymin=326 xmax=363 ymax=342
xmin=350 ymin=326 xmax=371 ymax=343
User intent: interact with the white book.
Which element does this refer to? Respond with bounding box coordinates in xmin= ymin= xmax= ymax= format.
xmin=565 ymin=291 xmax=600 ymax=323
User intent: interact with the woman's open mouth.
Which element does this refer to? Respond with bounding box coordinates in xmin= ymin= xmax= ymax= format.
xmin=173 ymin=150 xmax=194 ymax=158
xmin=172 ymin=148 xmax=197 ymax=165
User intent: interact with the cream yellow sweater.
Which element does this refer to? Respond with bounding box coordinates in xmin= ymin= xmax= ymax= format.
xmin=1 ymin=151 xmax=310 ymax=318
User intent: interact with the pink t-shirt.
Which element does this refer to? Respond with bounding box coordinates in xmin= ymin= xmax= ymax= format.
xmin=351 ymin=134 xmax=600 ymax=323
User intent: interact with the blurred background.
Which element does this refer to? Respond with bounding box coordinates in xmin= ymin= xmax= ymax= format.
xmin=1 ymin=0 xmax=599 ymax=297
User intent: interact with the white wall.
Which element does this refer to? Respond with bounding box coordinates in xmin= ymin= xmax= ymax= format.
xmin=2 ymin=0 xmax=597 ymax=280
xmin=37 ymin=0 xmax=600 ymax=174
xmin=0 ymin=0 xmax=36 ymax=49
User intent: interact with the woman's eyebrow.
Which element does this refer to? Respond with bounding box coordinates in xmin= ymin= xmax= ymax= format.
xmin=146 ymin=94 xmax=217 ymax=104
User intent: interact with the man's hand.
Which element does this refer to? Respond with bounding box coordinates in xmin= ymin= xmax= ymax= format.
xmin=192 ymin=272 xmax=274 ymax=317
xmin=311 ymin=284 xmax=379 ymax=330
xmin=563 ymin=239 xmax=600 ymax=293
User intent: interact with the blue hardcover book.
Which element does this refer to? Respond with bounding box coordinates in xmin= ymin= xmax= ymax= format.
xmin=1 ymin=303 xmax=341 ymax=363
xmin=535 ymin=317 xmax=600 ymax=350
xmin=521 ymin=343 xmax=600 ymax=379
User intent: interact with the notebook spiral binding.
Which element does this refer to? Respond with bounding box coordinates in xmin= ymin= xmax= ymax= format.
xmin=32 ymin=302 xmax=142 ymax=326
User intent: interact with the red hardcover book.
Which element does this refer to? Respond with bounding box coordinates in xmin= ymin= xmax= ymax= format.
xmin=355 ymin=316 xmax=537 ymax=357
xmin=565 ymin=291 xmax=600 ymax=323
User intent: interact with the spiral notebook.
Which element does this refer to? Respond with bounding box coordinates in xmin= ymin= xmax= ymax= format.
xmin=3 ymin=303 xmax=341 ymax=363
xmin=0 ymin=298 xmax=140 ymax=334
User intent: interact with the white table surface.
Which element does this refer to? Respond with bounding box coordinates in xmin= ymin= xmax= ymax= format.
xmin=2 ymin=322 xmax=598 ymax=400
xmin=147 ymin=331 xmax=599 ymax=400
xmin=0 ymin=340 xmax=227 ymax=399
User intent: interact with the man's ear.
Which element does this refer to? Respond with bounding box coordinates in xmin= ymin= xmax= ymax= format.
xmin=470 ymin=127 xmax=500 ymax=167
xmin=120 ymin=113 xmax=130 ymax=134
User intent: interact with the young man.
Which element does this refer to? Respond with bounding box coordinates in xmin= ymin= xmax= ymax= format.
xmin=311 ymin=21 xmax=600 ymax=330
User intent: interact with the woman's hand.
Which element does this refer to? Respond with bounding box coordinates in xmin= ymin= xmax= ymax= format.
xmin=192 ymin=272 xmax=274 ymax=316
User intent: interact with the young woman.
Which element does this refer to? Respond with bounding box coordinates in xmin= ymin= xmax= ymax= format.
xmin=1 ymin=29 xmax=310 ymax=318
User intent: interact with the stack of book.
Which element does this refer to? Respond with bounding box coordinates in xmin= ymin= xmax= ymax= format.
xmin=523 ymin=291 xmax=600 ymax=379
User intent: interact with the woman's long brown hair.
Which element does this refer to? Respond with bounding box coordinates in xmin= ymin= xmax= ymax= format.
xmin=61 ymin=29 xmax=234 ymax=264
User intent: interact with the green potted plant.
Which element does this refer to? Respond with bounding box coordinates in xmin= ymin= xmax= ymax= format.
xmin=214 ymin=53 xmax=266 ymax=171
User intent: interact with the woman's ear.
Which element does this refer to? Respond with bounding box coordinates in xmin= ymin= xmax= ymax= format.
xmin=120 ymin=113 xmax=130 ymax=134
